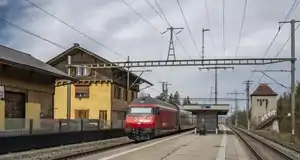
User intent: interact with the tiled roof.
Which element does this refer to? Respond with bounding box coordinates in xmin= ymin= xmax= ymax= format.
xmin=251 ymin=83 xmax=278 ymax=96
xmin=0 ymin=45 xmax=74 ymax=80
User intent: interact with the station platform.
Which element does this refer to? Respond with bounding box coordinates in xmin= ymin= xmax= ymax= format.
xmin=79 ymin=125 xmax=254 ymax=160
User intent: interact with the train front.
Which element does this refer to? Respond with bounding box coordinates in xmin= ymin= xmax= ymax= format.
xmin=125 ymin=106 xmax=155 ymax=141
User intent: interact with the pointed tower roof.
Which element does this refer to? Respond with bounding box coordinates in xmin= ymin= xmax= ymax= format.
xmin=251 ymin=83 xmax=278 ymax=96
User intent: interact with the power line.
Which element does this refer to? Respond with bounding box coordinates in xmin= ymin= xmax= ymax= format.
xmin=144 ymin=0 xmax=164 ymax=21
xmin=176 ymin=0 xmax=201 ymax=58
xmin=0 ymin=18 xmax=67 ymax=50
xmin=204 ymin=0 xmax=215 ymax=49
xmin=24 ymin=0 xmax=126 ymax=59
xmin=248 ymin=0 xmax=300 ymax=81
xmin=262 ymin=0 xmax=300 ymax=58
xmin=154 ymin=0 xmax=171 ymax=26
xmin=222 ymin=0 xmax=225 ymax=54
xmin=123 ymin=0 xmax=163 ymax=34
xmin=251 ymin=23 xmax=300 ymax=91
xmin=234 ymin=0 xmax=248 ymax=57
xmin=154 ymin=0 xmax=192 ymax=59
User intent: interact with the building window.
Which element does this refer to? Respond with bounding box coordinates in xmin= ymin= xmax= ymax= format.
xmin=114 ymin=86 xmax=121 ymax=99
xmin=75 ymin=67 xmax=90 ymax=76
xmin=75 ymin=110 xmax=89 ymax=119
xmin=75 ymin=85 xmax=89 ymax=98
xmin=99 ymin=110 xmax=107 ymax=120
xmin=123 ymin=89 xmax=128 ymax=101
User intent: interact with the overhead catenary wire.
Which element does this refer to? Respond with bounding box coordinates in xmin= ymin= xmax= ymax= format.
xmin=262 ymin=0 xmax=300 ymax=58
xmin=261 ymin=72 xmax=289 ymax=89
xmin=250 ymin=23 xmax=300 ymax=92
xmin=248 ymin=0 xmax=300 ymax=80
xmin=24 ymin=0 xmax=127 ymax=59
xmin=176 ymin=0 xmax=201 ymax=58
xmin=234 ymin=0 xmax=248 ymax=57
xmin=0 ymin=18 xmax=67 ymax=50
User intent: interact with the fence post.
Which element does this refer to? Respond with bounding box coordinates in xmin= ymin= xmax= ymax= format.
xmin=58 ymin=119 xmax=62 ymax=133
xmin=80 ymin=119 xmax=84 ymax=131
xmin=97 ymin=119 xmax=100 ymax=130
xmin=29 ymin=119 xmax=33 ymax=134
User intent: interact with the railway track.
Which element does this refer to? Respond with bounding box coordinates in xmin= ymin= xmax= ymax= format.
xmin=230 ymin=126 xmax=300 ymax=160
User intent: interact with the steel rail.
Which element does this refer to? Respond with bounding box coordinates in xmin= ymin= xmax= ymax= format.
xmin=230 ymin=126 xmax=298 ymax=160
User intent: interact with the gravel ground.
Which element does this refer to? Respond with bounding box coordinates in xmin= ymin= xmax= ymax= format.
xmin=0 ymin=137 xmax=132 ymax=160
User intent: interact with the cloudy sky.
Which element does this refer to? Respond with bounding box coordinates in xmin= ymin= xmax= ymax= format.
xmin=1 ymin=0 xmax=300 ymax=110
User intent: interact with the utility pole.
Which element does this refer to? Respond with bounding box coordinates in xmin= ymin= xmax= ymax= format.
xmin=210 ymin=86 xmax=214 ymax=102
xmin=243 ymin=80 xmax=253 ymax=129
xmin=199 ymin=66 xmax=234 ymax=104
xmin=67 ymin=55 xmax=71 ymax=119
xmin=164 ymin=83 xmax=171 ymax=96
xmin=228 ymin=90 xmax=244 ymax=127
xmin=126 ymin=56 xmax=130 ymax=102
xmin=162 ymin=27 xmax=184 ymax=60
xmin=279 ymin=19 xmax=299 ymax=143
xmin=202 ymin=28 xmax=210 ymax=61
xmin=159 ymin=81 xmax=171 ymax=97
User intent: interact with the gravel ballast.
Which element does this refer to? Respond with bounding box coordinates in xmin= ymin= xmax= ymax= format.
xmin=0 ymin=137 xmax=132 ymax=160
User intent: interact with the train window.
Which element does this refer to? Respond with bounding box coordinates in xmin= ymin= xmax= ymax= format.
xmin=129 ymin=107 xmax=153 ymax=114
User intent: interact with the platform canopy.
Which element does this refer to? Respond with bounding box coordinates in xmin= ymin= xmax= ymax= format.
xmin=183 ymin=104 xmax=230 ymax=115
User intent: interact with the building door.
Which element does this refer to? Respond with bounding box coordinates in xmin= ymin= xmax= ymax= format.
xmin=99 ymin=110 xmax=107 ymax=121
xmin=5 ymin=91 xmax=26 ymax=130
xmin=75 ymin=110 xmax=89 ymax=119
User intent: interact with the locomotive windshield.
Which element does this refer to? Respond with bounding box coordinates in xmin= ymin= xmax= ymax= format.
xmin=128 ymin=107 xmax=153 ymax=115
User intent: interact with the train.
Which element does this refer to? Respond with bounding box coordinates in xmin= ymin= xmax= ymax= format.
xmin=124 ymin=96 xmax=196 ymax=141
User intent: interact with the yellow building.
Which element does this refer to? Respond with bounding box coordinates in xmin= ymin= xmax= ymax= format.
xmin=47 ymin=43 xmax=152 ymax=121
xmin=0 ymin=45 xmax=73 ymax=130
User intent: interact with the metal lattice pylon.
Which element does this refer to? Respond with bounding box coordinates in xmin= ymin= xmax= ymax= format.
xmin=163 ymin=27 xmax=184 ymax=61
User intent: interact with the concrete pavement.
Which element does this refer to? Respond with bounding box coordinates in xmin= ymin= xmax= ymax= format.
xmin=78 ymin=125 xmax=254 ymax=160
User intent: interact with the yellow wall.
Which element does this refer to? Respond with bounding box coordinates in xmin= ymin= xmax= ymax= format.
xmin=0 ymin=66 xmax=54 ymax=130
xmin=54 ymin=85 xmax=68 ymax=119
xmin=54 ymin=82 xmax=112 ymax=120
xmin=0 ymin=101 xmax=4 ymax=130
xmin=25 ymin=103 xmax=41 ymax=129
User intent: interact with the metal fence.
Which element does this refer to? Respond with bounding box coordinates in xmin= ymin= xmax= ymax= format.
xmin=0 ymin=118 xmax=125 ymax=137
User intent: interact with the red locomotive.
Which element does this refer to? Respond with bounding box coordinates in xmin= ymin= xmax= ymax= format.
xmin=125 ymin=96 xmax=195 ymax=141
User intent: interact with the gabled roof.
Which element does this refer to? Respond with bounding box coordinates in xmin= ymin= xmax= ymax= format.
xmin=251 ymin=83 xmax=278 ymax=96
xmin=47 ymin=43 xmax=152 ymax=86
xmin=0 ymin=45 xmax=74 ymax=80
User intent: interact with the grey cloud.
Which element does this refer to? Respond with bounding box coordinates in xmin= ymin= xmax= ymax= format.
xmin=2 ymin=0 xmax=300 ymax=110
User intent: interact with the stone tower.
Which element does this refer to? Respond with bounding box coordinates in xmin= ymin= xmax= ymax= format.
xmin=250 ymin=83 xmax=278 ymax=130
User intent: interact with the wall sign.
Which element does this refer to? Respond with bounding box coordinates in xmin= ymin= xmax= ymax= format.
xmin=0 ymin=85 xmax=4 ymax=99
